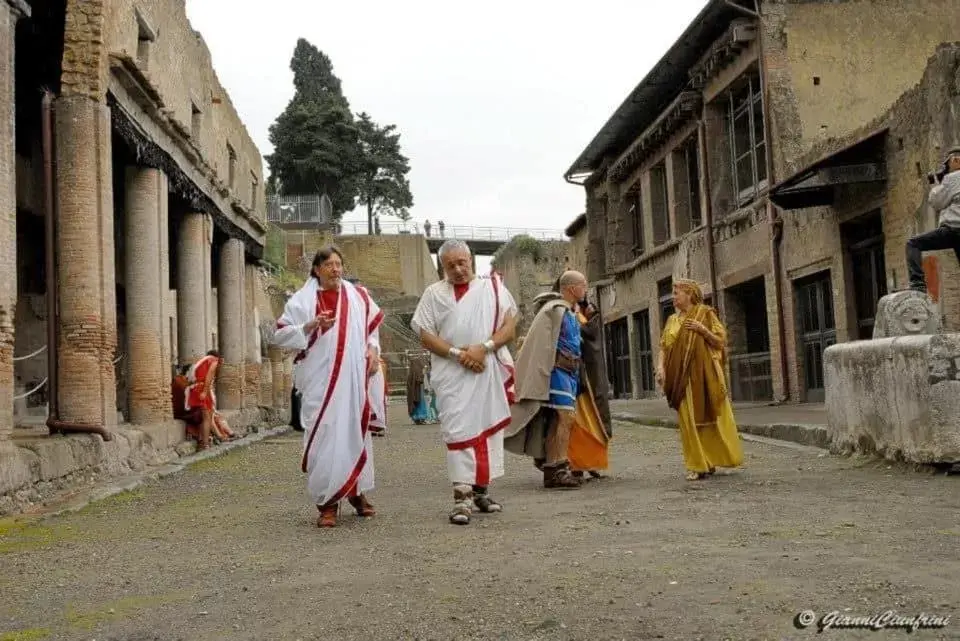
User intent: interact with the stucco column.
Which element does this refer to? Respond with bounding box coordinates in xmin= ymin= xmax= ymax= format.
xmin=216 ymin=238 xmax=245 ymax=409
xmin=0 ymin=0 xmax=26 ymax=443
xmin=268 ymin=346 xmax=284 ymax=408
xmin=54 ymin=96 xmax=118 ymax=429
xmin=243 ymin=263 xmax=261 ymax=408
xmin=123 ymin=167 xmax=171 ymax=424
xmin=176 ymin=213 xmax=209 ymax=365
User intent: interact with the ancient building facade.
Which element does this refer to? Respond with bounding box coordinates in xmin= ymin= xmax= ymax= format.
xmin=565 ymin=0 xmax=960 ymax=403
xmin=3 ymin=0 xmax=292 ymax=451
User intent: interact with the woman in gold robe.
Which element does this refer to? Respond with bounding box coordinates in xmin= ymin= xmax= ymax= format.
xmin=656 ymin=279 xmax=742 ymax=481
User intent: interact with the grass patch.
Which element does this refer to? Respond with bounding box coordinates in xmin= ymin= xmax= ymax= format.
xmin=0 ymin=629 xmax=51 ymax=641
xmin=64 ymin=593 xmax=188 ymax=631
xmin=0 ymin=522 xmax=77 ymax=554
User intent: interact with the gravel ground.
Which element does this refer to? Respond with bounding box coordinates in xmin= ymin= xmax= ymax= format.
xmin=1 ymin=404 xmax=959 ymax=641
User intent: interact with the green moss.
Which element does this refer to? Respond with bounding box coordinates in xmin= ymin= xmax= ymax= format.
xmin=491 ymin=234 xmax=545 ymax=268
xmin=0 ymin=522 xmax=77 ymax=554
xmin=0 ymin=628 xmax=51 ymax=641
xmin=64 ymin=593 xmax=188 ymax=630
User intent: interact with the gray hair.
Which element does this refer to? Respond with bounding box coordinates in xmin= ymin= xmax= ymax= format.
xmin=437 ymin=239 xmax=471 ymax=260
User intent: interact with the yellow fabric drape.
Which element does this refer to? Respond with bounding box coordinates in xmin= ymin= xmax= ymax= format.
xmin=660 ymin=306 xmax=743 ymax=474
xmin=568 ymin=311 xmax=609 ymax=472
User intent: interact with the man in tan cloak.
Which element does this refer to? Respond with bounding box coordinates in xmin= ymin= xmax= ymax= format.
xmin=505 ymin=271 xmax=588 ymax=489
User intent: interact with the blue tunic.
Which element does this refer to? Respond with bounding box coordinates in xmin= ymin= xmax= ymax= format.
xmin=547 ymin=309 xmax=581 ymax=410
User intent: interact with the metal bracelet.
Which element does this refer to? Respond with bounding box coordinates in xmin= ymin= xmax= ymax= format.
xmin=483 ymin=339 xmax=496 ymax=352
xmin=448 ymin=347 xmax=462 ymax=359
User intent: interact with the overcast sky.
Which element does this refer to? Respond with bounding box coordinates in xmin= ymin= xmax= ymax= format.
xmin=185 ymin=0 xmax=709 ymax=237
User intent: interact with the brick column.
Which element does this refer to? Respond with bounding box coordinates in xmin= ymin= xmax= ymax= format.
xmin=123 ymin=167 xmax=171 ymax=424
xmin=0 ymin=0 xmax=26 ymax=443
xmin=268 ymin=346 xmax=284 ymax=408
xmin=176 ymin=213 xmax=209 ymax=365
xmin=54 ymin=96 xmax=118 ymax=429
xmin=282 ymin=357 xmax=293 ymax=408
xmin=243 ymin=263 xmax=261 ymax=408
xmin=216 ymin=238 xmax=245 ymax=409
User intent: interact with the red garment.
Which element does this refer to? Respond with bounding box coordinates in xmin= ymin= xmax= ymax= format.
xmin=453 ymin=282 xmax=469 ymax=302
xmin=318 ymin=288 xmax=339 ymax=335
xmin=186 ymin=355 xmax=217 ymax=411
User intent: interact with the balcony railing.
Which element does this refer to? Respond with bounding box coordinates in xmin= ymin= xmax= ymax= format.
xmin=729 ymin=351 xmax=773 ymax=402
xmin=334 ymin=221 xmax=566 ymax=242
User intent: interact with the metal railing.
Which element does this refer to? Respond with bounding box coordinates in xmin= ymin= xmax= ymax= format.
xmin=334 ymin=220 xmax=566 ymax=242
xmin=729 ymin=351 xmax=773 ymax=403
xmin=266 ymin=195 xmax=333 ymax=225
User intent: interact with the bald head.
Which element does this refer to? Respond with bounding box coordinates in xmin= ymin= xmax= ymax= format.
xmin=558 ymin=270 xmax=587 ymax=304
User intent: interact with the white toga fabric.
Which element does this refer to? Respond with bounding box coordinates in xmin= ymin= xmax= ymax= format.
xmin=272 ymin=278 xmax=383 ymax=505
xmin=411 ymin=273 xmax=516 ymax=486
xmin=369 ymin=364 xmax=387 ymax=430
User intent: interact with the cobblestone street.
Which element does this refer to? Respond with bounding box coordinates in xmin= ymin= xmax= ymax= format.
xmin=2 ymin=404 xmax=959 ymax=641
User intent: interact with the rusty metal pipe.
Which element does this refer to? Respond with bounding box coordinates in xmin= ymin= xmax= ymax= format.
xmin=698 ymin=115 xmax=719 ymax=304
xmin=41 ymin=90 xmax=113 ymax=441
xmin=754 ymin=10 xmax=790 ymax=402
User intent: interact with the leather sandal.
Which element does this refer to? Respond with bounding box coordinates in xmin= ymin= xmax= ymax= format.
xmin=317 ymin=504 xmax=338 ymax=528
xmin=348 ymin=494 xmax=376 ymax=517
xmin=473 ymin=493 xmax=502 ymax=513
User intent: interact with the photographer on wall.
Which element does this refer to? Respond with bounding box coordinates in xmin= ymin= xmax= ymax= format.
xmin=905 ymin=146 xmax=960 ymax=293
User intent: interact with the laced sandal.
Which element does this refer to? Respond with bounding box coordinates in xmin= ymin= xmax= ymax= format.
xmin=449 ymin=486 xmax=473 ymax=525
xmin=317 ymin=503 xmax=339 ymax=528
xmin=685 ymin=470 xmax=707 ymax=481
xmin=473 ymin=493 xmax=502 ymax=513
xmin=544 ymin=463 xmax=581 ymax=489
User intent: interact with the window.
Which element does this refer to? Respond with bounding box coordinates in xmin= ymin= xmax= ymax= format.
xmin=672 ymin=135 xmax=702 ymax=235
xmin=658 ymin=277 xmax=674 ymax=328
xmin=633 ymin=309 xmax=655 ymax=393
xmin=191 ymin=102 xmax=203 ymax=139
xmin=135 ymin=10 xmax=156 ymax=70
xmin=227 ymin=143 xmax=237 ymax=189
xmin=728 ymin=75 xmax=767 ymax=205
xmin=627 ymin=189 xmax=644 ymax=256
xmin=250 ymin=173 xmax=259 ymax=209
xmin=650 ymin=161 xmax=670 ymax=245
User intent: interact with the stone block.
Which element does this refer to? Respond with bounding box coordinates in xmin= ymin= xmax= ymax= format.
xmin=137 ymin=419 xmax=185 ymax=451
xmin=825 ymin=333 xmax=960 ymax=464
xmin=872 ymin=290 xmax=941 ymax=338
xmin=0 ymin=443 xmax=37 ymax=495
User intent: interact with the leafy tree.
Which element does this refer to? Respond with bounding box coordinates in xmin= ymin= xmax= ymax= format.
xmin=266 ymin=39 xmax=361 ymax=218
xmin=355 ymin=112 xmax=414 ymax=234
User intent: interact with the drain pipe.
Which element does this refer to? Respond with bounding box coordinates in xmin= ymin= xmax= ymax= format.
xmin=698 ymin=116 xmax=719 ymax=303
xmin=754 ymin=8 xmax=790 ymax=402
xmin=42 ymin=90 xmax=113 ymax=441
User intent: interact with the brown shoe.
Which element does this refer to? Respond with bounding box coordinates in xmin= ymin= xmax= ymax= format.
xmin=348 ymin=494 xmax=376 ymax=517
xmin=317 ymin=504 xmax=338 ymax=528
xmin=544 ymin=463 xmax=581 ymax=489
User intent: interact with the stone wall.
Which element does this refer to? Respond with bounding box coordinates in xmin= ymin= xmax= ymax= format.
xmin=566 ymin=224 xmax=588 ymax=275
xmin=103 ymin=0 xmax=264 ymax=222
xmin=762 ymin=0 xmax=960 ymax=180
xmin=825 ymin=334 xmax=960 ymax=464
xmin=493 ymin=239 xmax=570 ymax=339
xmin=277 ymin=229 xmax=438 ymax=298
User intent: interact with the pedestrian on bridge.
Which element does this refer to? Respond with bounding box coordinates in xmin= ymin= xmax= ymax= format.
xmin=272 ymin=246 xmax=385 ymax=528
xmin=423 ymin=219 xmax=432 ymax=237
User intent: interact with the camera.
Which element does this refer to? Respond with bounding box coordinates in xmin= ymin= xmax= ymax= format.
xmin=928 ymin=162 xmax=948 ymax=185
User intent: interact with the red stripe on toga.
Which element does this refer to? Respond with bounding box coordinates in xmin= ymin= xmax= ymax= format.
xmin=446 ymin=417 xmax=511 ymax=487
xmin=300 ymin=286 xmax=350 ymax=473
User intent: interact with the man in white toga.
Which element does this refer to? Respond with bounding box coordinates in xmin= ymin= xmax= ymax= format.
xmin=411 ymin=240 xmax=518 ymax=525
xmin=272 ymin=246 xmax=384 ymax=528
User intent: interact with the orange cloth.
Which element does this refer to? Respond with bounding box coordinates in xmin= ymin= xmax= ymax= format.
xmin=568 ymin=311 xmax=609 ymax=472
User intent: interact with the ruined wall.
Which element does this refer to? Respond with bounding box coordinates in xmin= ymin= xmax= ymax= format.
xmin=874 ymin=45 xmax=960 ymax=329
xmin=336 ymin=233 xmax=437 ymax=297
xmin=493 ymin=239 xmax=568 ymax=339
xmin=762 ymin=0 xmax=960 ymax=179
xmin=566 ymin=226 xmax=588 ymax=275
xmin=99 ymin=0 xmax=265 ymax=245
